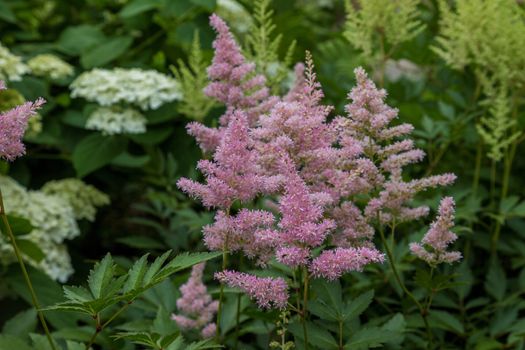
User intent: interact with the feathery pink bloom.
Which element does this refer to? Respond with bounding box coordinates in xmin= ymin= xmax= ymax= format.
xmin=215 ymin=270 xmax=288 ymax=309
xmin=330 ymin=202 xmax=374 ymax=247
xmin=177 ymin=110 xmax=281 ymax=208
xmin=0 ymin=84 xmax=45 ymax=161
xmin=410 ymin=197 xmax=461 ymax=265
xmin=309 ymin=247 xmax=385 ymax=281
xmin=171 ymin=263 xmax=218 ymax=337
xmin=205 ymin=14 xmax=275 ymax=125
xmin=203 ymin=209 xmax=276 ymax=264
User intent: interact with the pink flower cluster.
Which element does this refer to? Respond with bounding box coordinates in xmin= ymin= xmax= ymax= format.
xmin=215 ymin=270 xmax=288 ymax=309
xmin=0 ymin=81 xmax=45 ymax=161
xmin=178 ymin=15 xmax=458 ymax=309
xmin=410 ymin=197 xmax=462 ymax=266
xmin=171 ymin=263 xmax=218 ymax=338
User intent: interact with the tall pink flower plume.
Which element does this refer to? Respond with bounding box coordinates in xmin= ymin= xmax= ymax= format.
xmin=410 ymin=197 xmax=462 ymax=265
xmin=177 ymin=110 xmax=281 ymax=209
xmin=0 ymin=81 xmax=45 ymax=161
xmin=171 ymin=263 xmax=218 ymax=338
xmin=309 ymin=247 xmax=385 ymax=281
xmin=204 ymin=14 xmax=275 ymax=125
xmin=215 ymin=270 xmax=288 ymax=309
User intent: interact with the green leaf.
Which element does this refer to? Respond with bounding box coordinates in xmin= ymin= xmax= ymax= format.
xmin=345 ymin=327 xmax=396 ymax=349
xmin=143 ymin=250 xmax=173 ymax=286
xmin=129 ymin=127 xmax=174 ymax=145
xmin=66 ymin=341 xmax=85 ymax=350
xmin=342 ymin=290 xmax=374 ymax=321
xmin=119 ymin=0 xmax=162 ymax=17
xmin=63 ymin=286 xmax=93 ymax=303
xmin=2 ymin=309 xmax=37 ymax=338
xmin=72 ymin=133 xmax=127 ymax=177
xmin=111 ymin=153 xmax=150 ymax=168
xmin=428 ymin=310 xmax=464 ymax=335
xmin=0 ymin=215 xmax=33 ymax=236
xmin=484 ymin=258 xmax=506 ymax=301
xmin=0 ymin=0 xmax=16 ymax=23
xmin=123 ymin=254 xmax=149 ymax=293
xmin=80 ymin=36 xmax=133 ymax=68
xmin=0 ymin=335 xmax=32 ymax=350
xmin=311 ymin=279 xmax=343 ymax=318
xmin=17 ymin=239 xmax=45 ymax=262
xmin=57 ymin=25 xmax=106 ymax=55
xmin=189 ymin=0 xmax=216 ymax=11
xmin=289 ymin=321 xmax=338 ymax=349
xmin=88 ymin=253 xmax=115 ymax=299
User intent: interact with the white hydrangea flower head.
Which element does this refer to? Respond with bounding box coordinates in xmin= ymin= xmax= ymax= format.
xmin=86 ymin=106 xmax=147 ymax=135
xmin=0 ymin=175 xmax=79 ymax=282
xmin=70 ymin=68 xmax=183 ymax=110
xmin=38 ymin=243 xmax=74 ymax=283
xmin=0 ymin=43 xmax=30 ymax=81
xmin=42 ymin=178 xmax=110 ymax=221
xmin=27 ymin=54 xmax=74 ymax=80
xmin=217 ymin=0 xmax=253 ymax=33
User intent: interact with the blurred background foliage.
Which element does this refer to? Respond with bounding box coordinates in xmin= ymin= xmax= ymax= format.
xmin=1 ymin=0 xmax=525 ymax=349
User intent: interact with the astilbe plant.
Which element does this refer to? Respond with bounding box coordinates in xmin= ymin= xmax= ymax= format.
xmin=177 ymin=14 xmax=462 ymax=348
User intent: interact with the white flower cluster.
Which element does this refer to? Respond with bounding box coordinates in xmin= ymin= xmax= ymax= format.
xmin=42 ymin=178 xmax=110 ymax=221
xmin=217 ymin=0 xmax=253 ymax=33
xmin=85 ymin=106 xmax=147 ymax=135
xmin=0 ymin=43 xmax=30 ymax=81
xmin=70 ymin=68 xmax=182 ymax=110
xmin=0 ymin=176 xmax=108 ymax=282
xmin=27 ymin=54 xmax=74 ymax=80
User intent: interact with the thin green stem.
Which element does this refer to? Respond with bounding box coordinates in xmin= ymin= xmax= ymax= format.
xmin=85 ymin=302 xmax=130 ymax=350
xmin=472 ymin=141 xmax=482 ymax=197
xmin=85 ymin=313 xmax=101 ymax=350
xmin=379 ymin=223 xmax=433 ymax=347
xmin=216 ymin=248 xmax=228 ymax=340
xmin=0 ymin=188 xmax=57 ymax=350
xmin=302 ymin=267 xmax=310 ymax=350
xmin=234 ymin=282 xmax=242 ymax=349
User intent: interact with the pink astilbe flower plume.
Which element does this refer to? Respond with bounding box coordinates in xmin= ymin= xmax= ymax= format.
xmin=0 ymin=81 xmax=45 ymax=161
xmin=215 ymin=270 xmax=288 ymax=309
xmin=171 ymin=263 xmax=218 ymax=338
xmin=187 ymin=15 xmax=277 ymax=153
xmin=410 ymin=197 xmax=462 ymax=266
xmin=177 ymin=110 xmax=281 ymax=209
xmin=310 ymin=247 xmax=385 ymax=281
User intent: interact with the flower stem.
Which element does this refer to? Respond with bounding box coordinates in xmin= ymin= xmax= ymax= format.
xmin=0 ymin=188 xmax=57 ymax=350
xmin=302 ymin=266 xmax=310 ymax=350
xmin=379 ymin=223 xmax=433 ymax=346
xmin=85 ymin=302 xmax=131 ymax=350
xmin=216 ymin=248 xmax=228 ymax=340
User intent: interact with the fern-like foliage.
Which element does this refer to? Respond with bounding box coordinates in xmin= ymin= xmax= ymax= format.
xmin=245 ymin=0 xmax=296 ymax=93
xmin=433 ymin=0 xmax=525 ymax=161
xmin=113 ymin=331 xmax=221 ymax=350
xmin=171 ymin=31 xmax=217 ymax=121
xmin=46 ymin=250 xmax=221 ymax=316
xmin=344 ymin=0 xmax=424 ymax=63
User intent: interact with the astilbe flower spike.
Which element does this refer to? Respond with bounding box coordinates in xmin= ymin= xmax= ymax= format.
xmin=188 ymin=14 xmax=277 ymax=153
xmin=0 ymin=81 xmax=45 ymax=161
xmin=410 ymin=197 xmax=461 ymax=266
xmin=171 ymin=263 xmax=218 ymax=338
xmin=215 ymin=270 xmax=288 ymax=309
xmin=177 ymin=110 xmax=281 ymax=209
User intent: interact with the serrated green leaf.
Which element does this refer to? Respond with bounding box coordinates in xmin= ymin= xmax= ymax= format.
xmin=428 ymin=310 xmax=464 ymax=335
xmin=143 ymin=250 xmax=172 ymax=286
xmin=2 ymin=309 xmax=37 ymax=338
xmin=123 ymin=254 xmax=149 ymax=293
xmin=345 ymin=327 xmax=396 ymax=349
xmin=63 ymin=286 xmax=93 ymax=303
xmin=88 ymin=253 xmax=115 ymax=299
xmin=484 ymin=258 xmax=506 ymax=301
xmin=342 ymin=290 xmax=374 ymax=321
